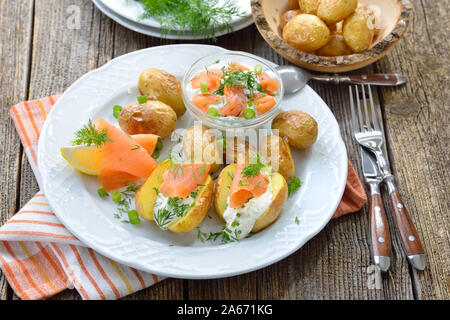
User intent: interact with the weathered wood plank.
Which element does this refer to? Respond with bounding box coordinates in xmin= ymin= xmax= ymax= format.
xmin=0 ymin=0 xmax=34 ymax=301
xmin=373 ymin=0 xmax=450 ymax=300
xmin=11 ymin=0 xmax=185 ymax=300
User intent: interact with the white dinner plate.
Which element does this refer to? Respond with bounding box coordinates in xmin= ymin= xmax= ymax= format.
xmin=38 ymin=44 xmax=348 ymax=279
xmin=93 ymin=0 xmax=253 ymax=40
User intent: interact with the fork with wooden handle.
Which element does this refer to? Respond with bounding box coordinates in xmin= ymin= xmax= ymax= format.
xmin=349 ymin=84 xmax=425 ymax=271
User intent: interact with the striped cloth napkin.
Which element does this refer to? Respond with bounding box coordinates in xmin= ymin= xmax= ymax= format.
xmin=1 ymin=96 xmax=367 ymax=300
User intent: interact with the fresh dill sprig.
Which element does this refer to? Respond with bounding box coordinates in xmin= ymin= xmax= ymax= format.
xmin=241 ymin=154 xmax=265 ymax=178
xmin=136 ymin=0 xmax=244 ymax=40
xmin=71 ymin=120 xmax=111 ymax=147
xmin=213 ymin=69 xmax=261 ymax=96
xmin=288 ymin=177 xmax=302 ymax=196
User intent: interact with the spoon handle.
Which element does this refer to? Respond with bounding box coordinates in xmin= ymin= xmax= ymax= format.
xmin=311 ymin=74 xmax=406 ymax=86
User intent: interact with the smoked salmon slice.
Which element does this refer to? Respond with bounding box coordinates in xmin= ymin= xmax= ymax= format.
xmin=191 ymin=68 xmax=223 ymax=92
xmin=229 ymin=163 xmax=270 ymax=209
xmin=131 ymin=134 xmax=159 ymax=155
xmin=220 ymin=85 xmax=247 ymax=117
xmin=160 ymin=162 xmax=211 ymax=199
xmin=251 ymin=93 xmax=277 ymax=115
xmin=192 ymin=94 xmax=221 ymax=112
xmin=227 ymin=62 xmax=250 ymax=73
xmin=258 ymin=72 xmax=279 ymax=95
xmin=95 ymin=119 xmax=156 ymax=191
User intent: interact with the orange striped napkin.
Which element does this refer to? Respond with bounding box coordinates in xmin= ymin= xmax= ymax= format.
xmin=2 ymin=96 xmax=366 ymax=300
xmin=2 ymin=96 xmax=162 ymax=300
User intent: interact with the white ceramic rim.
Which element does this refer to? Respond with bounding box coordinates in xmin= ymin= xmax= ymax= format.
xmin=98 ymin=0 xmax=252 ymax=30
xmin=93 ymin=0 xmax=254 ymax=40
xmin=38 ymin=44 xmax=348 ymax=279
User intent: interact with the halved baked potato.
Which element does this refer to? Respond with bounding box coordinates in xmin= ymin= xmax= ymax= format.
xmin=214 ymin=164 xmax=288 ymax=233
xmin=183 ymin=125 xmax=222 ymax=174
xmin=135 ymin=160 xmax=214 ymax=233
xmin=259 ymin=135 xmax=295 ymax=180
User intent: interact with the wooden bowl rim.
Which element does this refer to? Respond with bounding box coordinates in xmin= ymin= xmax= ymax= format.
xmin=251 ymin=0 xmax=413 ymax=72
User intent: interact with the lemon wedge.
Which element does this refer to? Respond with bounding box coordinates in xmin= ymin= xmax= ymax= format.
xmin=61 ymin=146 xmax=103 ymax=175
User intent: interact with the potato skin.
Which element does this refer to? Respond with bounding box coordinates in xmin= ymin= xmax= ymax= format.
xmin=272 ymin=110 xmax=318 ymax=149
xmin=138 ymin=68 xmax=186 ymax=117
xmin=283 ymin=14 xmax=330 ymax=53
xmin=183 ymin=125 xmax=222 ymax=173
xmin=280 ymin=10 xmax=301 ymax=29
xmin=135 ymin=160 xmax=213 ymax=233
xmin=168 ymin=175 xmax=213 ymax=233
xmin=343 ymin=10 xmax=375 ymax=53
xmin=315 ymin=34 xmax=352 ymax=56
xmin=214 ymin=164 xmax=288 ymax=233
xmin=289 ymin=0 xmax=300 ymax=10
xmin=259 ymin=135 xmax=295 ymax=180
xmin=317 ymin=0 xmax=358 ymax=25
xmin=224 ymin=137 xmax=257 ymax=165
xmin=135 ymin=160 xmax=171 ymax=220
xmin=298 ymin=0 xmax=319 ymax=14
xmin=118 ymin=100 xmax=177 ymax=138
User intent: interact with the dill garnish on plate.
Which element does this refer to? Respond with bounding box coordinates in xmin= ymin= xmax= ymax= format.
xmin=135 ymin=0 xmax=244 ymax=39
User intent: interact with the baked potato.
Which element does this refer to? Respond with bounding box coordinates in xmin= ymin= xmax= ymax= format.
xmin=272 ymin=110 xmax=318 ymax=149
xmin=315 ymin=34 xmax=351 ymax=56
xmin=183 ymin=125 xmax=222 ymax=173
xmin=280 ymin=10 xmax=301 ymax=29
xmin=135 ymin=160 xmax=214 ymax=233
xmin=283 ymin=14 xmax=330 ymax=53
xmin=298 ymin=0 xmax=319 ymax=14
xmin=224 ymin=137 xmax=257 ymax=165
xmin=118 ymin=100 xmax=177 ymax=138
xmin=138 ymin=68 xmax=186 ymax=117
xmin=259 ymin=135 xmax=295 ymax=180
xmin=343 ymin=10 xmax=375 ymax=53
xmin=317 ymin=0 xmax=358 ymax=25
xmin=214 ymin=164 xmax=288 ymax=233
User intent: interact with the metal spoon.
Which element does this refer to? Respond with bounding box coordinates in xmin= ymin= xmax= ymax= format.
xmin=276 ymin=65 xmax=407 ymax=94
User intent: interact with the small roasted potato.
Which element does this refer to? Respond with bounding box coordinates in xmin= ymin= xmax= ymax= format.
xmin=315 ymin=34 xmax=352 ymax=56
xmin=224 ymin=137 xmax=257 ymax=165
xmin=356 ymin=4 xmax=381 ymax=36
xmin=298 ymin=0 xmax=319 ymax=14
xmin=118 ymin=100 xmax=177 ymax=138
xmin=317 ymin=0 xmax=358 ymax=25
xmin=183 ymin=125 xmax=222 ymax=174
xmin=343 ymin=10 xmax=375 ymax=53
xmin=283 ymin=14 xmax=330 ymax=53
xmin=135 ymin=160 xmax=214 ymax=233
xmin=280 ymin=10 xmax=301 ymax=29
xmin=272 ymin=110 xmax=318 ymax=149
xmin=138 ymin=68 xmax=186 ymax=117
xmin=214 ymin=164 xmax=288 ymax=233
xmin=259 ymin=135 xmax=295 ymax=180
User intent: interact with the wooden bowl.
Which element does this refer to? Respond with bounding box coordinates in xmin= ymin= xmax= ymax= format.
xmin=251 ymin=0 xmax=412 ymax=72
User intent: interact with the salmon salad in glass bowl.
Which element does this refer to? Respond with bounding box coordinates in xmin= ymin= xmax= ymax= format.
xmin=182 ymin=52 xmax=284 ymax=129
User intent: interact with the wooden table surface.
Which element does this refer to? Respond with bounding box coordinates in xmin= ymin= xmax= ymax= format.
xmin=0 ymin=0 xmax=448 ymax=300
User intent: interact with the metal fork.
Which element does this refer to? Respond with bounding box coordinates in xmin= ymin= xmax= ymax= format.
xmin=349 ymin=84 xmax=426 ymax=271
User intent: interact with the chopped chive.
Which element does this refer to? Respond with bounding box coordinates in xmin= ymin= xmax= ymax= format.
xmin=113 ymin=105 xmax=122 ymax=119
xmin=243 ymin=108 xmax=256 ymax=119
xmin=128 ymin=210 xmax=140 ymax=225
xmin=254 ymin=64 xmax=263 ymax=74
xmin=111 ymin=190 xmax=121 ymax=203
xmin=152 ymin=149 xmax=160 ymax=159
xmin=97 ymin=187 xmax=108 ymax=198
xmin=200 ymin=81 xmax=209 ymax=93
xmin=207 ymin=107 xmax=219 ymax=117
xmin=137 ymin=95 xmax=148 ymax=104
xmin=155 ymin=140 xmax=163 ymax=151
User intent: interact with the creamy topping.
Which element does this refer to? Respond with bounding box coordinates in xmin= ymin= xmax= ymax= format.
xmin=222 ymin=178 xmax=272 ymax=240
xmin=152 ymin=189 xmax=197 ymax=230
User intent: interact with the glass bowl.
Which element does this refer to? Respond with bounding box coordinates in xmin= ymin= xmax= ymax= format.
xmin=182 ymin=51 xmax=284 ymax=130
